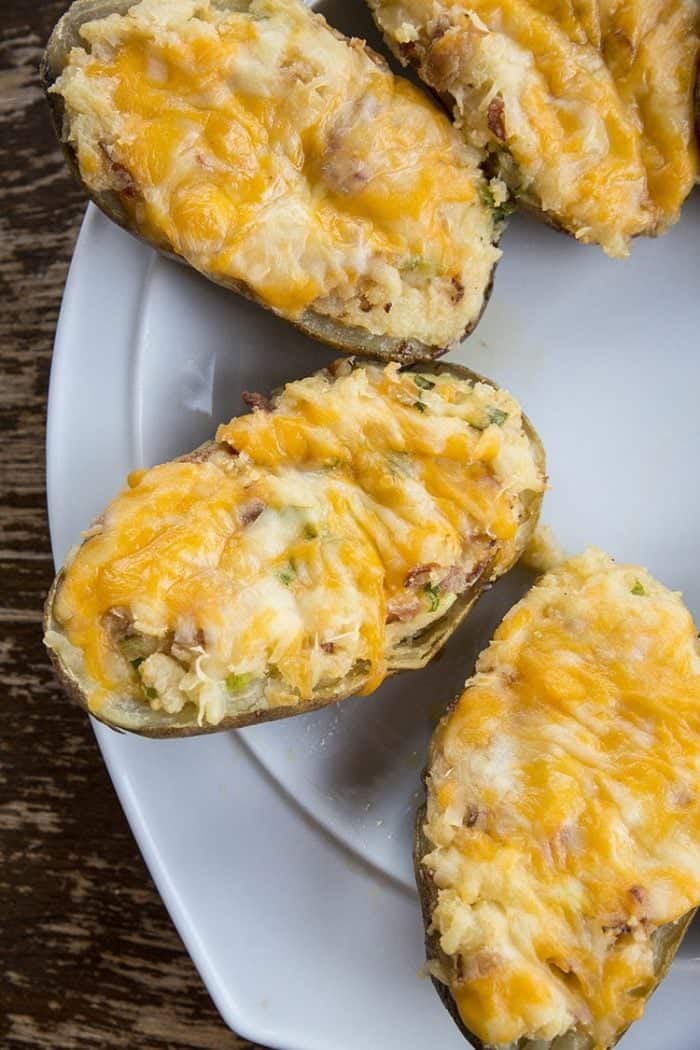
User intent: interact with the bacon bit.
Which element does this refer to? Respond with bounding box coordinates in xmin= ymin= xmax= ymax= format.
xmin=239 ymin=499 xmax=265 ymax=526
xmin=464 ymin=805 xmax=481 ymax=828
xmin=359 ymin=294 xmax=373 ymax=313
xmin=405 ymin=563 xmax=439 ymax=588
xmin=99 ymin=142 xmax=139 ymax=199
xmin=629 ymin=885 xmax=646 ymax=905
xmin=441 ymin=566 xmax=468 ymax=593
xmin=320 ymin=641 xmax=335 ymax=654
xmin=386 ymin=595 xmax=422 ymax=623
xmin=449 ymin=277 xmax=465 ymax=304
xmin=430 ymin=16 xmax=450 ymax=42
xmin=602 ymin=920 xmax=632 ymax=937
xmin=398 ymin=41 xmax=418 ymax=61
xmin=487 ymin=96 xmax=507 ymax=142
xmin=424 ymin=25 xmax=463 ymax=89
xmin=442 ymin=559 xmax=489 ymax=594
xmin=322 ymin=116 xmax=372 ymax=196
xmin=242 ymin=391 xmax=273 ymax=412
xmin=384 ymin=302 xmax=392 ymax=313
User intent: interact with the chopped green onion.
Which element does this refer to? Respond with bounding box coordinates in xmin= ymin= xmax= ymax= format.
xmin=631 ymin=580 xmax=646 ymax=596
xmin=303 ymin=523 xmax=318 ymax=540
xmin=480 ymin=183 xmax=516 ymax=223
xmin=480 ymin=184 xmax=496 ymax=210
xmin=493 ymin=200 xmax=516 ymax=224
xmin=488 ymin=408 xmax=508 ymax=426
xmin=145 ymin=686 xmax=158 ymax=700
xmin=414 ymin=375 xmax=435 ymax=391
xmin=118 ymin=635 xmax=154 ymax=662
xmin=402 ymin=257 xmax=445 ymax=277
xmin=424 ymin=583 xmax=440 ymax=612
xmin=468 ymin=407 xmax=508 ymax=431
xmin=130 ymin=657 xmax=144 ymax=670
xmin=226 ymin=672 xmax=254 ymax=694
xmin=413 ymin=401 xmax=427 ymax=413
xmin=278 ymin=561 xmax=296 ymax=586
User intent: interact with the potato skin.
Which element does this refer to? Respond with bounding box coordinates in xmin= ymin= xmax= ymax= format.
xmin=44 ymin=358 xmax=545 ymax=738
xmin=414 ymin=736 xmax=697 ymax=1050
xmin=41 ymin=0 xmax=497 ymax=364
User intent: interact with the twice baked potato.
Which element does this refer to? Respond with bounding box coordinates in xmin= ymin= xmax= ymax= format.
xmin=43 ymin=358 xmax=545 ymax=737
xmin=43 ymin=0 xmax=503 ymax=363
xmin=417 ymin=548 xmax=700 ymax=1049
xmin=368 ymin=0 xmax=700 ymax=257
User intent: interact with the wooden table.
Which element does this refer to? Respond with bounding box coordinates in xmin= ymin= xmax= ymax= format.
xmin=1 ymin=4 xmax=260 ymax=1046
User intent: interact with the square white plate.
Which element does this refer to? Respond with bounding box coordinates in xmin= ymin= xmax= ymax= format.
xmin=46 ymin=4 xmax=700 ymax=1044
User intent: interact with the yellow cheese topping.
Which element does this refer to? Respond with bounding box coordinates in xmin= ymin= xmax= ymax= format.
xmin=423 ymin=549 xmax=700 ymax=1048
xmin=48 ymin=364 xmax=543 ymax=726
xmin=371 ymin=0 xmax=700 ymax=256
xmin=51 ymin=0 xmax=500 ymax=346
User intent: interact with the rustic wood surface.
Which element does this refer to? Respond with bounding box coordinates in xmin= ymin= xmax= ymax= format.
xmin=0 ymin=3 xmax=261 ymax=1046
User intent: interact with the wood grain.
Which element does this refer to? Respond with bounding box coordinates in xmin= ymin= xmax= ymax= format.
xmin=0 ymin=3 xmax=261 ymax=1046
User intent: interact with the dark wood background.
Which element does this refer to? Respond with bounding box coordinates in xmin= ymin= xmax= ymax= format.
xmin=1 ymin=3 xmax=261 ymax=1046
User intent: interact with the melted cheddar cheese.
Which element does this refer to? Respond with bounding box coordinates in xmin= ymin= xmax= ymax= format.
xmin=422 ymin=549 xmax=700 ymax=1048
xmin=51 ymin=0 xmax=500 ymax=346
xmin=370 ymin=0 xmax=700 ymax=256
xmin=46 ymin=363 xmax=543 ymax=727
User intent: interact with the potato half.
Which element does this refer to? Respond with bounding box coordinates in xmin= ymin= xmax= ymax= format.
xmin=368 ymin=0 xmax=700 ymax=258
xmin=44 ymin=358 xmax=545 ymax=737
xmin=417 ymin=549 xmax=700 ymax=1049
xmin=42 ymin=0 xmax=502 ymax=363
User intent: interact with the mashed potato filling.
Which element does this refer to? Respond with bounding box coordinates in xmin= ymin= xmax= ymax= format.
xmin=47 ymin=364 xmax=543 ymax=725
xmin=51 ymin=0 xmax=500 ymax=346
xmin=423 ymin=549 xmax=700 ymax=1047
xmin=370 ymin=0 xmax=700 ymax=257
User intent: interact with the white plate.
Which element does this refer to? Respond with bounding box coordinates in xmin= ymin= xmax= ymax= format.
xmin=46 ymin=14 xmax=700 ymax=1047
